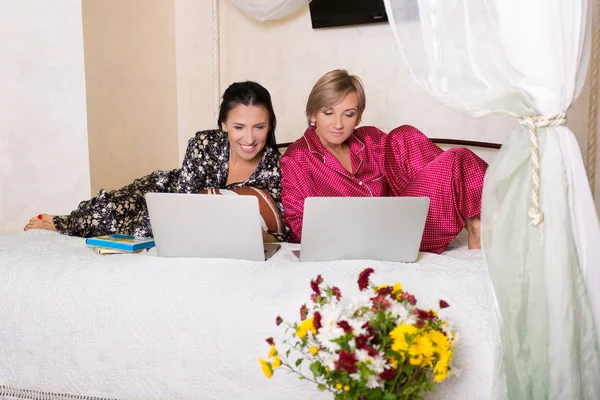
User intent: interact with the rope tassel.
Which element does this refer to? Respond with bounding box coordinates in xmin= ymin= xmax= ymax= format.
xmin=518 ymin=113 xmax=567 ymax=226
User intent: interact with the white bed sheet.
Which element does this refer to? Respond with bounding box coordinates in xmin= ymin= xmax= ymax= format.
xmin=0 ymin=231 xmax=500 ymax=399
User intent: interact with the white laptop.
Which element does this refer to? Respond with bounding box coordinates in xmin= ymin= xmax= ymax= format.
xmin=295 ymin=197 xmax=430 ymax=262
xmin=145 ymin=193 xmax=280 ymax=260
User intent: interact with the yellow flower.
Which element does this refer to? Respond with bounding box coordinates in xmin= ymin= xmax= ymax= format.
xmin=420 ymin=356 xmax=433 ymax=368
xmin=434 ymin=370 xmax=449 ymax=382
xmin=428 ymin=329 xmax=451 ymax=353
xmin=409 ymin=335 xmax=434 ymax=367
xmin=309 ymin=346 xmax=318 ymax=355
xmin=267 ymin=344 xmax=278 ymax=358
xmin=391 ymin=338 xmax=408 ymax=353
xmin=296 ymin=317 xmax=316 ymax=339
xmin=325 ymin=366 xmax=330 ymax=372
xmin=433 ymin=349 xmax=453 ymax=382
xmin=388 ymin=356 xmax=399 ymax=368
xmin=344 ymin=386 xmax=350 ymax=392
xmin=272 ymin=356 xmax=282 ymax=369
xmin=390 ymin=324 xmax=418 ymax=339
xmin=335 ymin=383 xmax=342 ymax=390
xmin=259 ymin=358 xmax=273 ymax=379
xmin=393 ymin=282 xmax=403 ymax=293
xmin=390 ymin=324 xmax=417 ymax=352
xmin=409 ymin=353 xmax=423 ymax=366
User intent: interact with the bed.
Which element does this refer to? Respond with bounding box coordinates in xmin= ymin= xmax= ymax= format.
xmin=0 ymin=229 xmax=501 ymax=400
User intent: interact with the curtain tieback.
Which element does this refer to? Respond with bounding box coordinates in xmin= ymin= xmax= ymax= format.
xmin=517 ymin=113 xmax=567 ymax=226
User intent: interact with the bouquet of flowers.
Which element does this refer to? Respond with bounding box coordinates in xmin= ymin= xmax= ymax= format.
xmin=260 ymin=268 xmax=459 ymax=400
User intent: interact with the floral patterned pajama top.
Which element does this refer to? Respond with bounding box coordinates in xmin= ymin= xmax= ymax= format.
xmin=53 ymin=130 xmax=285 ymax=240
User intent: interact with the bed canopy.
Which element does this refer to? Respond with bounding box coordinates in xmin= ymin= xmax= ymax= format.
xmin=225 ymin=0 xmax=600 ymax=398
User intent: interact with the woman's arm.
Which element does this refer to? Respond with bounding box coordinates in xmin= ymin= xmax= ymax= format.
xmin=169 ymin=131 xmax=214 ymax=193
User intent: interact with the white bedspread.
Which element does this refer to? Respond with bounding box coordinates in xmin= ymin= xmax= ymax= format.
xmin=0 ymin=231 xmax=500 ymax=400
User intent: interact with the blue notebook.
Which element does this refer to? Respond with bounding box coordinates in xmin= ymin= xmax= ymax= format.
xmin=85 ymin=234 xmax=155 ymax=252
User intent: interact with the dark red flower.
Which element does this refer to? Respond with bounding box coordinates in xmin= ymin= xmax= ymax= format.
xmin=310 ymin=276 xmax=321 ymax=295
xmin=313 ymin=312 xmax=322 ymax=332
xmin=364 ymin=345 xmax=379 ymax=357
xmin=379 ymin=368 xmax=397 ymax=380
xmin=370 ymin=293 xmax=392 ymax=311
xmin=357 ymin=268 xmax=375 ymax=291
xmin=275 ymin=316 xmax=283 ymax=326
xmin=362 ymin=322 xmax=380 ymax=345
xmin=416 ymin=319 xmax=426 ymax=328
xmin=413 ymin=308 xmax=436 ymax=321
xmin=310 ymin=293 xmax=318 ymax=303
xmin=439 ymin=300 xmax=450 ymax=309
xmin=355 ymin=334 xmax=369 ymax=349
xmin=300 ymin=304 xmax=308 ymax=321
xmin=335 ymin=351 xmax=358 ymax=373
xmin=377 ymin=286 xmax=394 ymax=296
xmin=265 ymin=337 xmax=274 ymax=346
xmin=400 ymin=292 xmax=417 ymax=306
xmin=316 ymin=274 xmax=323 ymax=284
xmin=331 ymin=286 xmax=342 ymax=301
xmin=337 ymin=320 xmax=353 ymax=333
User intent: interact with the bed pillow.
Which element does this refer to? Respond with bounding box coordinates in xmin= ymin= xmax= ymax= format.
xmin=198 ymin=187 xmax=284 ymax=235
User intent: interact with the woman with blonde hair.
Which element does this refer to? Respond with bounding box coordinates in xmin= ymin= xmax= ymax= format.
xmin=280 ymin=69 xmax=487 ymax=253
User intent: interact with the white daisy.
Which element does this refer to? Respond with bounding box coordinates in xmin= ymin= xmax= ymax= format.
xmin=366 ymin=374 xmax=383 ymax=389
xmin=389 ymin=302 xmax=409 ymax=323
xmin=349 ymin=372 xmax=362 ymax=381
xmin=347 ymin=317 xmax=369 ymax=337
xmin=368 ymin=354 xmax=387 ymax=374
xmin=316 ymin=324 xmax=345 ymax=353
xmin=317 ymin=351 xmax=338 ymax=371
xmin=355 ymin=349 xmax=372 ymax=363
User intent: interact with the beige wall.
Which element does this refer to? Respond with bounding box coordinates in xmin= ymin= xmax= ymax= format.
xmin=596 ymin=137 xmax=600 ymax=210
xmin=0 ymin=0 xmax=91 ymax=234
xmin=174 ymin=0 xmax=218 ymax=163
xmin=83 ymin=0 xmax=179 ymax=193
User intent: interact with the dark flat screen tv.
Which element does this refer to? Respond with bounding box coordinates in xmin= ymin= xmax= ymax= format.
xmin=309 ymin=0 xmax=388 ymax=29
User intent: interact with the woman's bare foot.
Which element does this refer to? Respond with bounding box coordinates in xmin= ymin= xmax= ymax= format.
xmin=465 ymin=217 xmax=481 ymax=249
xmin=24 ymin=214 xmax=57 ymax=232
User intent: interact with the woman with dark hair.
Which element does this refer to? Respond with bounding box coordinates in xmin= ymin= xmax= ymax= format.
xmin=25 ymin=81 xmax=286 ymax=241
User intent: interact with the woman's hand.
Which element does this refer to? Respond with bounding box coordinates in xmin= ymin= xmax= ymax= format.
xmin=262 ymin=230 xmax=279 ymax=243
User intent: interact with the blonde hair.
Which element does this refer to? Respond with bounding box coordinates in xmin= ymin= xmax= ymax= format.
xmin=305 ymin=69 xmax=366 ymax=125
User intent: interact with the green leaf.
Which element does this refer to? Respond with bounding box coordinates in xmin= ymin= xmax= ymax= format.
xmin=295 ymin=358 xmax=303 ymax=367
xmin=309 ymin=361 xmax=323 ymax=378
xmin=382 ymin=392 xmax=397 ymax=400
xmin=317 ymin=384 xmax=326 ymax=392
xmin=286 ymin=349 xmax=291 ymax=358
xmin=365 ymin=388 xmax=384 ymax=400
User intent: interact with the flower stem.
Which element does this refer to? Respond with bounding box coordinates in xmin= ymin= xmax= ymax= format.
xmin=396 ymin=369 xmax=418 ymax=396
xmin=280 ymin=361 xmax=336 ymax=395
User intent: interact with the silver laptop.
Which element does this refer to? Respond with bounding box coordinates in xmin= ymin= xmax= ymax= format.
xmin=145 ymin=193 xmax=280 ymax=260
xmin=296 ymin=197 xmax=430 ymax=262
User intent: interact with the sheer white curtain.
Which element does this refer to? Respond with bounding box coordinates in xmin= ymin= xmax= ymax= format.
xmin=384 ymin=0 xmax=600 ymax=398
xmin=227 ymin=0 xmax=310 ymax=22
